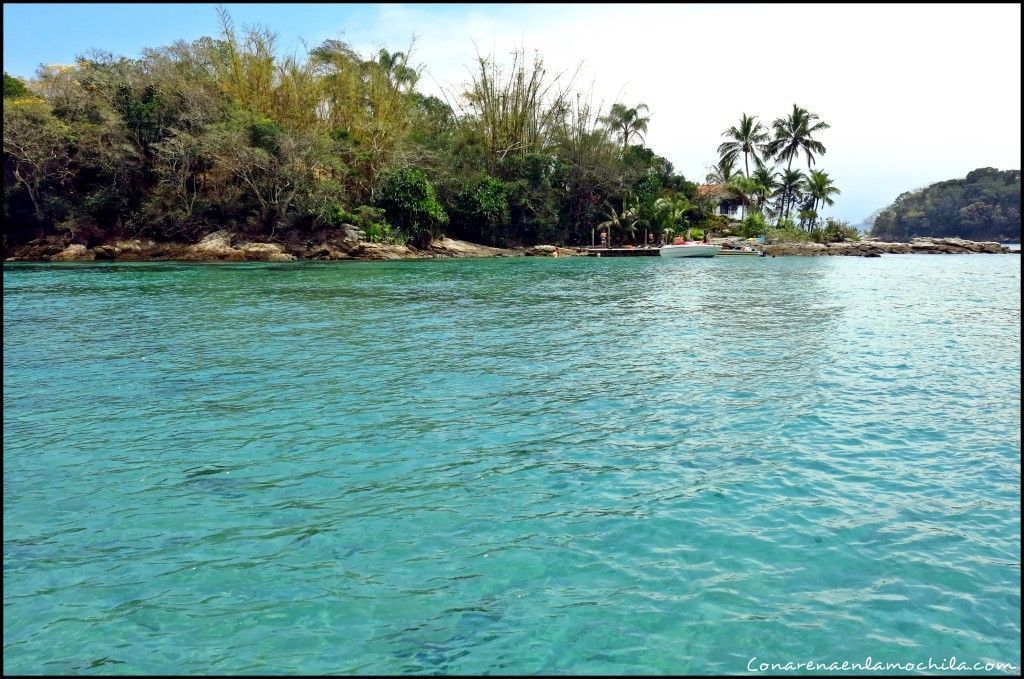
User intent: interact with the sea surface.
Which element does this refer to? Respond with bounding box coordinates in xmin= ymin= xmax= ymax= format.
xmin=3 ymin=254 xmax=1021 ymax=675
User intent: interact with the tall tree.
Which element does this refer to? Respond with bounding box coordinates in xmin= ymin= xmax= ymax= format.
xmin=750 ymin=167 xmax=779 ymax=214
xmin=717 ymin=113 xmax=768 ymax=178
xmin=805 ymin=169 xmax=841 ymax=227
xmin=704 ymin=155 xmax=741 ymax=184
xmin=600 ymin=103 xmax=650 ymax=154
xmin=774 ymin=168 xmax=806 ymax=223
xmin=766 ymin=104 xmax=830 ymax=172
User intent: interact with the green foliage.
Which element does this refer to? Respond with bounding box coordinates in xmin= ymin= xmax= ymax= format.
xmin=248 ymin=116 xmax=284 ymax=156
xmin=363 ymin=220 xmax=401 ymax=244
xmin=0 ymin=11 xmax=702 ymax=249
xmin=689 ymin=228 xmax=705 ymax=240
xmin=736 ymin=211 xmax=768 ymax=237
xmin=375 ymin=167 xmax=448 ymax=246
xmin=451 ymin=175 xmax=510 ymax=246
xmin=3 ymin=72 xmax=31 ymax=99
xmin=870 ymin=168 xmax=1020 ymax=241
xmin=764 ymin=219 xmax=810 ymax=243
xmin=821 ymin=217 xmax=859 ymax=243
xmin=114 ymin=83 xmax=168 ymax=148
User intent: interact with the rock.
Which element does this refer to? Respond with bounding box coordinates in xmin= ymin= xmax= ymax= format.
xmin=910 ymin=237 xmax=1011 ymax=254
xmin=764 ymin=242 xmax=827 ymax=256
xmin=427 ymin=237 xmax=515 ymax=258
xmin=525 ymin=245 xmax=561 ymax=256
xmin=6 ymin=237 xmax=69 ymax=261
xmin=237 ymin=242 xmax=296 ymax=261
xmin=306 ymin=244 xmax=353 ymax=260
xmin=50 ymin=244 xmax=95 ymax=261
xmin=710 ymin=236 xmax=748 ymax=250
xmin=355 ymin=242 xmax=423 ymax=260
xmin=339 ymin=223 xmax=365 ymax=244
xmin=181 ymin=230 xmax=245 ymax=260
xmin=92 ymin=245 xmax=118 ymax=260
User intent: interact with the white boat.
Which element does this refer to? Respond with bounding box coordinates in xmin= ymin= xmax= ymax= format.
xmin=659 ymin=243 xmax=721 ymax=258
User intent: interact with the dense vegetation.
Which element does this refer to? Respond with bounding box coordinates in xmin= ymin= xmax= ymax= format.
xmin=2 ymin=11 xmax=848 ymax=250
xmin=869 ymin=168 xmax=1021 ymax=242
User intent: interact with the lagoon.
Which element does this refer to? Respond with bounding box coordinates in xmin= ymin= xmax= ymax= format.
xmin=3 ymin=255 xmax=1021 ymax=674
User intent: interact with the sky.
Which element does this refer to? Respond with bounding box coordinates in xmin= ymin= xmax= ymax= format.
xmin=4 ymin=3 xmax=1021 ymax=224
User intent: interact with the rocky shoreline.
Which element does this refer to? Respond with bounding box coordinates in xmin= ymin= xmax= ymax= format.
xmin=743 ymin=236 xmax=1019 ymax=257
xmin=3 ymin=231 xmax=1018 ymax=262
xmin=4 ymin=230 xmax=593 ymax=263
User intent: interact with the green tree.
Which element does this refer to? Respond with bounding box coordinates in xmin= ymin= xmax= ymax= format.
xmin=766 ymin=104 xmax=830 ymax=172
xmin=3 ymin=72 xmax=31 ymax=99
xmin=774 ymin=168 xmax=806 ymax=223
xmin=804 ymin=169 xmax=840 ymax=228
xmin=717 ymin=113 xmax=768 ymax=177
xmin=600 ymin=102 xmax=650 ymax=155
xmin=375 ymin=167 xmax=448 ymax=247
xmin=654 ymin=192 xmax=692 ymax=242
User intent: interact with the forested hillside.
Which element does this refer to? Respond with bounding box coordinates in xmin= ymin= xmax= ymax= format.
xmin=870 ymin=168 xmax=1020 ymax=242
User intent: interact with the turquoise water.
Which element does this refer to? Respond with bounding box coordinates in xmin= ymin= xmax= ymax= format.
xmin=3 ymin=255 xmax=1020 ymax=675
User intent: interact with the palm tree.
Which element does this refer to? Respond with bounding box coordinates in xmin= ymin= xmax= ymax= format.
xmin=718 ymin=113 xmax=768 ymax=178
xmin=654 ymin=193 xmax=692 ymax=242
xmin=774 ymin=168 xmax=806 ymax=223
xmin=728 ymin=175 xmax=759 ymax=220
xmin=623 ymin=196 xmax=655 ymax=246
xmin=597 ymin=202 xmax=638 ymax=247
xmin=805 ymin=169 xmax=841 ymax=228
xmin=751 ymin=167 xmax=779 ymax=214
xmin=766 ymin=104 xmax=830 ymax=173
xmin=600 ymin=103 xmax=650 ymax=154
xmin=375 ymin=49 xmax=417 ymax=90
xmin=705 ymin=155 xmax=741 ymax=185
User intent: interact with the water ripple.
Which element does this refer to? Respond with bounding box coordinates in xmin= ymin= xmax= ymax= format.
xmin=3 ymin=256 xmax=1020 ymax=674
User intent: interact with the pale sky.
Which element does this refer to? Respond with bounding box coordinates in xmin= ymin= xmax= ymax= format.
xmin=4 ymin=3 xmax=1021 ymax=224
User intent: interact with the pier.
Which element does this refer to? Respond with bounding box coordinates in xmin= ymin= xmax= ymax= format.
xmin=583 ymin=247 xmax=661 ymax=257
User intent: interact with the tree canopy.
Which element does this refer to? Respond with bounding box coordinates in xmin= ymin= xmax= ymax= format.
xmin=2 ymin=15 xmax=691 ymax=249
xmin=870 ymin=168 xmax=1021 ymax=242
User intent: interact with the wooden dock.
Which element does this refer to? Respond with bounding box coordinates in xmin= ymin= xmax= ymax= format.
xmin=583 ymin=247 xmax=661 ymax=257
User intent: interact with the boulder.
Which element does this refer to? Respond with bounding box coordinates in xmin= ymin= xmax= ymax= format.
xmin=306 ymin=244 xmax=353 ymax=260
xmin=6 ymin=237 xmax=69 ymax=261
xmin=427 ymin=237 xmax=514 ymax=258
xmin=237 ymin=242 xmax=296 ymax=261
xmin=355 ymin=242 xmax=423 ymax=260
xmin=50 ymin=244 xmax=95 ymax=261
xmin=181 ymin=230 xmax=245 ymax=260
xmin=339 ymin=223 xmax=365 ymax=244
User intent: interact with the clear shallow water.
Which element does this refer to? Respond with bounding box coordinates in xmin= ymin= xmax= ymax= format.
xmin=3 ymin=255 xmax=1020 ymax=675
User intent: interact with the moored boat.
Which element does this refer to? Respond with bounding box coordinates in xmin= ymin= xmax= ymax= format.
xmin=659 ymin=243 xmax=721 ymax=258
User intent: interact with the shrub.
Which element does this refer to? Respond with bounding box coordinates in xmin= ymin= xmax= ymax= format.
xmin=737 ymin=211 xmax=768 ymax=238
xmin=452 ymin=175 xmax=509 ymax=245
xmin=375 ymin=167 xmax=448 ymax=247
xmin=824 ymin=217 xmax=860 ymax=242
xmin=363 ymin=221 xmax=401 ymax=244
xmin=764 ymin=219 xmax=810 ymax=243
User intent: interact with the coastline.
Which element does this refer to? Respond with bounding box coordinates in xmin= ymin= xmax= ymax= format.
xmin=2 ymin=232 xmax=1019 ymax=263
